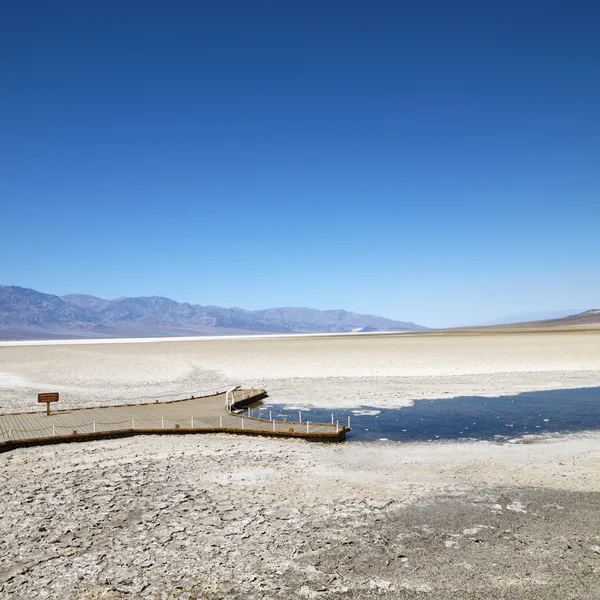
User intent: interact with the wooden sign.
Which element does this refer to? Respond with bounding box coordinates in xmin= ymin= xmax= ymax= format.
xmin=38 ymin=392 xmax=59 ymax=416
xmin=38 ymin=393 xmax=59 ymax=403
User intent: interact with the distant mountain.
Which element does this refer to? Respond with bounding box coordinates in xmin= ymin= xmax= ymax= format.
xmin=472 ymin=309 xmax=600 ymax=330
xmin=484 ymin=309 xmax=584 ymax=325
xmin=0 ymin=285 xmax=426 ymax=340
xmin=504 ymin=309 xmax=600 ymax=328
xmin=62 ymin=294 xmax=113 ymax=312
xmin=0 ymin=286 xmax=100 ymax=329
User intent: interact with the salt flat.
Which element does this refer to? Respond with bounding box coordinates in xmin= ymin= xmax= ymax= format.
xmin=1 ymin=329 xmax=599 ymax=412
xmin=2 ymin=432 xmax=600 ymax=599
xmin=2 ymin=329 xmax=600 ymax=598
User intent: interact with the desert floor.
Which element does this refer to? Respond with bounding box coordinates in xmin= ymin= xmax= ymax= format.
xmin=1 ymin=330 xmax=600 ymax=599
xmin=1 ymin=329 xmax=600 ymax=412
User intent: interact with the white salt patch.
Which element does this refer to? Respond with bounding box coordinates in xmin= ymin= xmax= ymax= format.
xmin=352 ymin=409 xmax=381 ymax=416
xmin=591 ymin=546 xmax=600 ymax=553
xmin=445 ymin=540 xmax=460 ymax=548
xmin=0 ymin=330 xmax=399 ymax=348
xmin=463 ymin=525 xmax=487 ymax=535
xmin=506 ymin=502 xmax=527 ymax=513
xmin=0 ymin=372 xmax=33 ymax=388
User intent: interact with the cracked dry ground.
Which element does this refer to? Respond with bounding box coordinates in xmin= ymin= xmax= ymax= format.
xmin=1 ymin=435 xmax=599 ymax=599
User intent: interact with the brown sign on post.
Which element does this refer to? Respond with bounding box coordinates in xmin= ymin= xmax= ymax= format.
xmin=38 ymin=392 xmax=59 ymax=416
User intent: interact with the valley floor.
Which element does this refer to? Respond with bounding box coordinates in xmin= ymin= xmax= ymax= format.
xmin=1 ymin=329 xmax=600 ymax=413
xmin=1 ymin=433 xmax=600 ymax=599
xmin=1 ymin=329 xmax=600 ymax=598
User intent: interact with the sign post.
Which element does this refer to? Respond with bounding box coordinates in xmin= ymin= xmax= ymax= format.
xmin=38 ymin=392 xmax=59 ymax=416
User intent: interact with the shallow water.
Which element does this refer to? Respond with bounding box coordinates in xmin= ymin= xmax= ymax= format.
xmin=249 ymin=387 xmax=600 ymax=442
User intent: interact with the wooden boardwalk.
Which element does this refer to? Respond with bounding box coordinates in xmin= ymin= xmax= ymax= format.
xmin=0 ymin=389 xmax=348 ymax=452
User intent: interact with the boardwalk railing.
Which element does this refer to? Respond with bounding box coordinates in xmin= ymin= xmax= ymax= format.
xmin=0 ymin=388 xmax=349 ymax=451
xmin=0 ymin=415 xmax=345 ymax=444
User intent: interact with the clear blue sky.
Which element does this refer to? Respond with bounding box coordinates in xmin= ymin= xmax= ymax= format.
xmin=1 ymin=1 xmax=598 ymax=327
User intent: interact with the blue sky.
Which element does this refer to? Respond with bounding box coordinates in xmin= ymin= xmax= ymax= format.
xmin=1 ymin=1 xmax=598 ymax=327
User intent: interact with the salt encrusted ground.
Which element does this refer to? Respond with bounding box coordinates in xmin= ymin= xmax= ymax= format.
xmin=1 ymin=433 xmax=600 ymax=599
xmin=0 ymin=330 xmax=599 ymax=412
xmin=1 ymin=330 xmax=600 ymax=598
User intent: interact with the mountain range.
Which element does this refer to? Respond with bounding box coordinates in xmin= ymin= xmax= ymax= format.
xmin=0 ymin=285 xmax=427 ymax=340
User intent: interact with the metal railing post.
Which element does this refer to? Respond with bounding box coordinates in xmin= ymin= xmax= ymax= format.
xmin=191 ymin=416 xmax=194 ymax=429
xmin=241 ymin=418 xmax=244 ymax=429
xmin=299 ymin=411 xmax=302 ymax=423
xmin=272 ymin=420 xmax=275 ymax=431
xmin=336 ymin=421 xmax=339 ymax=433
xmin=306 ymin=421 xmax=310 ymax=433
xmin=220 ymin=416 xmax=223 ymax=428
xmin=132 ymin=418 xmax=135 ymax=430
xmin=269 ymin=410 xmax=272 ymax=421
xmin=347 ymin=416 xmax=351 ymax=429
xmin=52 ymin=425 xmax=56 ymax=436
xmin=93 ymin=422 xmax=96 ymax=433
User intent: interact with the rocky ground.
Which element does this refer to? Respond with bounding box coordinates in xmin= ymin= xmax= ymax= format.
xmin=1 ymin=433 xmax=600 ymax=599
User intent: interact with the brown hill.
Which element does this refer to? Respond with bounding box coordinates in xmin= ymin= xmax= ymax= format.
xmin=490 ymin=310 xmax=600 ymax=329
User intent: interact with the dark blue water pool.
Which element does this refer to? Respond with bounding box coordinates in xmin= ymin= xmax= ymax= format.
xmin=247 ymin=387 xmax=600 ymax=442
